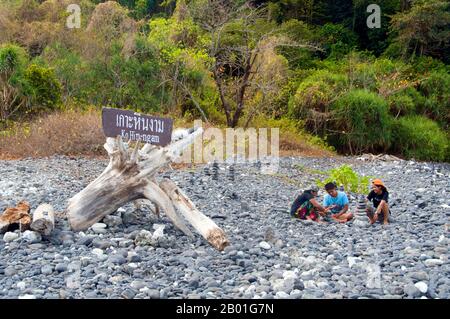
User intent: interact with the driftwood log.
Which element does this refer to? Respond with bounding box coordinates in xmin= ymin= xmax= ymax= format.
xmin=30 ymin=204 xmax=55 ymax=235
xmin=0 ymin=201 xmax=31 ymax=233
xmin=66 ymin=127 xmax=229 ymax=251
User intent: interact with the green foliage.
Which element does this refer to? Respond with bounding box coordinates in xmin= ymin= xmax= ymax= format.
xmin=317 ymin=164 xmax=372 ymax=194
xmin=289 ymin=69 xmax=347 ymax=120
xmin=24 ymin=64 xmax=61 ymax=110
xmin=418 ymin=70 xmax=450 ymax=127
xmin=387 ymin=92 xmax=416 ymax=117
xmin=0 ymin=0 xmax=449 ymax=161
xmin=276 ymin=19 xmax=318 ymax=69
xmin=319 ymin=23 xmax=358 ymax=59
xmin=0 ymin=44 xmax=30 ymax=122
xmin=250 ymin=115 xmax=335 ymax=153
xmin=270 ymin=76 xmax=302 ymax=118
xmin=402 ymin=87 xmax=427 ymax=111
xmin=108 ymin=38 xmax=161 ymax=110
xmin=411 ymin=56 xmax=448 ymax=74
xmin=0 ymin=44 xmax=28 ymax=78
xmin=40 ymin=43 xmax=89 ymax=100
xmin=392 ymin=115 xmax=449 ymax=161
xmin=329 ymin=89 xmax=392 ymax=154
xmin=388 ymin=0 xmax=450 ymax=62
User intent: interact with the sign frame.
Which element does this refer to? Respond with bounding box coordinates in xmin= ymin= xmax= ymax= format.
xmin=102 ymin=107 xmax=173 ymax=146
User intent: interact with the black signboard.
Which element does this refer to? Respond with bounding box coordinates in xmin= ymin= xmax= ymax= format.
xmin=102 ymin=107 xmax=173 ymax=146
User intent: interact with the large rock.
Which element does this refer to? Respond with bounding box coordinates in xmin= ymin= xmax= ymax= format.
xmin=77 ymin=235 xmax=95 ymax=246
xmin=55 ymin=263 xmax=68 ymax=273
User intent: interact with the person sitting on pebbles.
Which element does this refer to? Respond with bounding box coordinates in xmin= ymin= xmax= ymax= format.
xmin=366 ymin=179 xmax=391 ymax=225
xmin=322 ymin=182 xmax=354 ymax=223
xmin=290 ymin=186 xmax=330 ymax=222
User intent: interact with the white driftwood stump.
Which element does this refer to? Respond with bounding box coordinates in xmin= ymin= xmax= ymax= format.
xmin=31 ymin=204 xmax=55 ymax=236
xmin=66 ymin=127 xmax=229 ymax=251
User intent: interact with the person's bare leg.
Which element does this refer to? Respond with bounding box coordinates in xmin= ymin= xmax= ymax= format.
xmin=342 ymin=212 xmax=353 ymax=222
xmin=382 ymin=203 xmax=390 ymax=225
xmin=366 ymin=208 xmax=376 ymax=224
xmin=333 ymin=212 xmax=353 ymax=223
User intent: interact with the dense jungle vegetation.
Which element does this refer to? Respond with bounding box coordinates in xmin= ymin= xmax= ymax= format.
xmin=0 ymin=0 xmax=449 ymax=161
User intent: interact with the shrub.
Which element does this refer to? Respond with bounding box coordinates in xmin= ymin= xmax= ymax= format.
xmin=277 ymin=19 xmax=318 ymax=69
xmin=329 ymin=89 xmax=392 ymax=154
xmin=411 ymin=56 xmax=447 ymax=74
xmin=402 ymin=87 xmax=427 ymax=110
xmin=392 ymin=115 xmax=449 ymax=162
xmin=318 ymin=23 xmax=358 ymax=59
xmin=40 ymin=43 xmax=89 ymax=101
xmin=289 ymin=70 xmax=347 ymax=133
xmin=387 ymin=93 xmax=416 ymax=117
xmin=24 ymin=64 xmax=62 ymax=111
xmin=249 ymin=115 xmax=335 ymax=156
xmin=0 ymin=44 xmax=29 ymax=122
xmin=317 ymin=164 xmax=372 ymax=194
xmin=418 ymin=70 xmax=450 ymax=127
xmin=0 ymin=44 xmax=28 ymax=77
xmin=350 ymin=59 xmax=377 ymax=91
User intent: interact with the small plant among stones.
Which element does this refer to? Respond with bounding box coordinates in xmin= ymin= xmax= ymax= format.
xmin=317 ymin=164 xmax=372 ymax=194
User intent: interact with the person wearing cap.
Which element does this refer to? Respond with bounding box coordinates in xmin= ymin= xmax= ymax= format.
xmin=366 ymin=179 xmax=391 ymax=225
xmin=290 ymin=186 xmax=330 ymax=222
xmin=323 ymin=182 xmax=354 ymax=223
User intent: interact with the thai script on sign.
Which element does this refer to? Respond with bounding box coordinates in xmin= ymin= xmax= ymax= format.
xmin=116 ymin=113 xmax=165 ymax=133
xmin=102 ymin=107 xmax=173 ymax=146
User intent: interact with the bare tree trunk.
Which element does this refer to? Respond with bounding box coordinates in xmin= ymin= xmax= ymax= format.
xmin=230 ymin=53 xmax=256 ymax=127
xmin=213 ymin=66 xmax=232 ymax=126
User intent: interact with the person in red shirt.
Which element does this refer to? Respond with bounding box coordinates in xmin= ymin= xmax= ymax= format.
xmin=290 ymin=186 xmax=330 ymax=222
